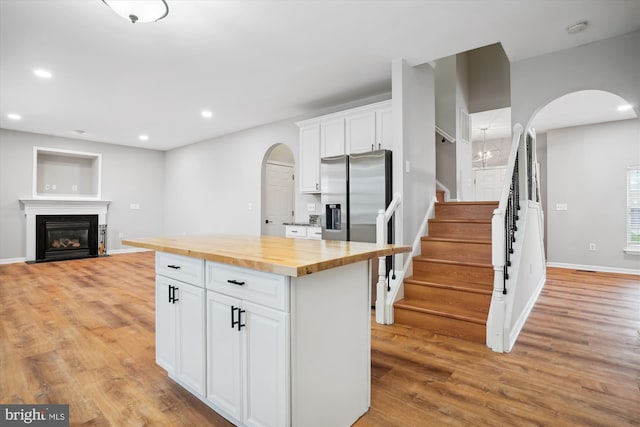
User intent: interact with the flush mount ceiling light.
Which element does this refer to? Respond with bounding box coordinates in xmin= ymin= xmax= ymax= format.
xmin=617 ymin=104 xmax=633 ymax=112
xmin=102 ymin=0 xmax=169 ymax=24
xmin=7 ymin=113 xmax=22 ymax=120
xmin=33 ymin=69 xmax=52 ymax=79
xmin=139 ymin=134 xmax=149 ymax=141
xmin=201 ymin=110 xmax=213 ymax=118
xmin=566 ymin=20 xmax=588 ymax=34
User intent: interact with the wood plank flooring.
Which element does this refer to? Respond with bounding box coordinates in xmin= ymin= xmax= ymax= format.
xmin=1 ymin=253 xmax=638 ymax=426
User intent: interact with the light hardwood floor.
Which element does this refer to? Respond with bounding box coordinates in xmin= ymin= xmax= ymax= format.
xmin=1 ymin=252 xmax=638 ymax=426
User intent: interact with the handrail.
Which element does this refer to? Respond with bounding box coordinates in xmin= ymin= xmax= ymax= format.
xmin=492 ymin=123 xmax=524 ymax=296
xmin=375 ymin=192 xmax=402 ymax=324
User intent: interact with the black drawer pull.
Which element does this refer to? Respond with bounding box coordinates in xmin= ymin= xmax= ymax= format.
xmin=227 ymin=279 xmax=245 ymax=286
xmin=167 ymin=264 xmax=181 ymax=270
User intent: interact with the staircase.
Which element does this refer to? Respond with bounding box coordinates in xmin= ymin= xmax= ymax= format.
xmin=394 ymin=191 xmax=497 ymax=343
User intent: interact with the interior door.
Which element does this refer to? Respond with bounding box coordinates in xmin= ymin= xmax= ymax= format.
xmin=473 ymin=166 xmax=507 ymax=201
xmin=264 ymin=163 xmax=294 ymax=236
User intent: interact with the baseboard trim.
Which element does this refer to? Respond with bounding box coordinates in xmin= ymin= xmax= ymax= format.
xmin=0 ymin=257 xmax=28 ymax=265
xmin=546 ymin=262 xmax=640 ymax=276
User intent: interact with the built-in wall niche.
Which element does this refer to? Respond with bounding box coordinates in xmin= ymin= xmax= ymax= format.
xmin=33 ymin=147 xmax=102 ymax=200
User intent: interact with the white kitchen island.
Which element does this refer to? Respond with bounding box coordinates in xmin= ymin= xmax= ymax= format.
xmin=123 ymin=235 xmax=410 ymax=427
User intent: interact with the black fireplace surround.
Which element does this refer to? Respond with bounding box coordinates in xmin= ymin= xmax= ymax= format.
xmin=35 ymin=215 xmax=98 ymax=262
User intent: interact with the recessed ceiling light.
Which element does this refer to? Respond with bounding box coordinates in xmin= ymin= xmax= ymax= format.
xmin=7 ymin=113 xmax=22 ymax=120
xmin=201 ymin=110 xmax=213 ymax=118
xmin=566 ymin=21 xmax=588 ymax=34
xmin=617 ymin=104 xmax=633 ymax=112
xmin=33 ymin=69 xmax=52 ymax=79
xmin=139 ymin=134 xmax=149 ymax=141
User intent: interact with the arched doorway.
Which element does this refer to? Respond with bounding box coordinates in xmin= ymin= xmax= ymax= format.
xmin=261 ymin=144 xmax=295 ymax=236
xmin=528 ymin=89 xmax=638 ymax=272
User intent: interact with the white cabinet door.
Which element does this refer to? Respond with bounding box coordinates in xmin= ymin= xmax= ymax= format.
xmin=299 ymin=124 xmax=321 ymax=193
xmin=156 ymin=276 xmax=205 ymax=395
xmin=346 ymin=110 xmax=376 ymax=154
xmin=243 ymin=301 xmax=289 ymax=427
xmin=321 ymin=118 xmax=345 ymax=158
xmin=376 ymin=106 xmax=393 ymax=150
xmin=175 ymin=281 xmax=205 ymax=395
xmin=206 ymin=291 xmax=243 ymax=421
xmin=156 ymin=277 xmax=176 ymax=374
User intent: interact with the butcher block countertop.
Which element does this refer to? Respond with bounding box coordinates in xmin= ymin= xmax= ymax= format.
xmin=122 ymin=234 xmax=410 ymax=277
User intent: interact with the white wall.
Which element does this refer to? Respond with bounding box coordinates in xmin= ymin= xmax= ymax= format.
xmin=392 ymin=59 xmax=435 ymax=248
xmin=511 ymin=30 xmax=640 ymax=130
xmin=0 ymin=129 xmax=165 ymax=260
xmin=163 ymin=94 xmax=391 ymax=237
xmin=163 ymin=119 xmax=305 ymax=237
xmin=467 ymin=43 xmax=510 ymax=114
xmin=546 ymin=119 xmax=640 ymax=273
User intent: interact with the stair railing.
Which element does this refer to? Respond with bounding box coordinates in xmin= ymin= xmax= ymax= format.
xmin=492 ymin=123 xmax=524 ymax=297
xmin=375 ymin=192 xmax=402 ymax=324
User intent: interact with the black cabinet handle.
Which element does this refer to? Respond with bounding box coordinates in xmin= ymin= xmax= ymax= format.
xmin=167 ymin=264 xmax=181 ymax=270
xmin=231 ymin=306 xmax=246 ymax=331
xmin=227 ymin=279 xmax=245 ymax=286
xmin=169 ymin=284 xmax=178 ymax=304
xmin=231 ymin=306 xmax=238 ymax=328
xmin=238 ymin=309 xmax=246 ymax=331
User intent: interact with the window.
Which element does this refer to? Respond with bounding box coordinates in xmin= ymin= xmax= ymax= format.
xmin=627 ymin=166 xmax=640 ymax=252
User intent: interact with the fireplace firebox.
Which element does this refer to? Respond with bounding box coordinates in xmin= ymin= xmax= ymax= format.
xmin=35 ymin=215 xmax=98 ymax=262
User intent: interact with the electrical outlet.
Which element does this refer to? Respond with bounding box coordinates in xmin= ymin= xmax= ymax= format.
xmin=130 ymin=203 xmax=140 ymax=210
xmin=118 ymin=232 xmax=124 ymax=238
xmin=589 ymin=243 xmax=597 ymax=251
xmin=556 ymin=203 xmax=568 ymax=211
xmin=71 ymin=184 xmax=78 ymax=192
xmin=307 ymin=203 xmax=316 ymax=212
xmin=45 ymin=184 xmax=50 ymax=190
xmin=51 ymin=184 xmax=56 ymax=190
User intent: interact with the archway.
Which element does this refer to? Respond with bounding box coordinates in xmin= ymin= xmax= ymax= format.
xmin=528 ymin=89 xmax=638 ymax=273
xmin=261 ymin=144 xmax=295 ymax=236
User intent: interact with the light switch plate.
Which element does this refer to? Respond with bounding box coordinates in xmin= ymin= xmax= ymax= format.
xmin=307 ymin=203 xmax=316 ymax=212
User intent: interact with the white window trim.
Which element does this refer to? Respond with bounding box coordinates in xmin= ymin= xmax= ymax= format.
xmin=626 ymin=165 xmax=640 ymax=254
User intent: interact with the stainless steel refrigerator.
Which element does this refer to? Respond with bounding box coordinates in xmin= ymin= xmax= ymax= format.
xmin=348 ymin=150 xmax=393 ymax=243
xmin=320 ymin=149 xmax=392 ymax=242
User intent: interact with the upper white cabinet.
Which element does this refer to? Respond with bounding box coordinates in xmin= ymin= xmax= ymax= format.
xmin=297 ymin=100 xmax=391 ymax=193
xmin=298 ymin=124 xmax=321 ymax=193
xmin=346 ymin=110 xmax=376 ymax=154
xmin=376 ymin=104 xmax=393 ymax=150
xmin=321 ymin=118 xmax=346 ymax=158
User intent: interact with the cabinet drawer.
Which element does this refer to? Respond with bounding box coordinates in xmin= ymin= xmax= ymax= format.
xmin=157 ymin=251 xmax=205 ymax=287
xmin=206 ymin=262 xmax=289 ymax=312
xmin=285 ymin=225 xmax=308 ymax=239
xmin=308 ymin=226 xmax=322 ymax=240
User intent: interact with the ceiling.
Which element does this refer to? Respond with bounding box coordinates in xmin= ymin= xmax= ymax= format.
xmin=1 ymin=1 xmax=639 ymax=151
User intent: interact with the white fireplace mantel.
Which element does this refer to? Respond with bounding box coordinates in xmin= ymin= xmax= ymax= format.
xmin=20 ymin=198 xmax=111 ymax=261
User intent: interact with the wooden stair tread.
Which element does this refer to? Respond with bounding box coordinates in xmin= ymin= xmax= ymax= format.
xmin=429 ymin=218 xmax=491 ymax=224
xmin=395 ymin=298 xmax=487 ymax=325
xmin=421 ymin=236 xmax=491 ymax=245
xmin=414 ymin=257 xmax=493 ymax=268
xmin=404 ymin=277 xmax=492 ymax=295
xmin=435 ymin=201 xmax=497 ymax=206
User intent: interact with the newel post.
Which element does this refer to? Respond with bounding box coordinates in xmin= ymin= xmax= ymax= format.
xmin=487 ymin=208 xmax=506 ymax=352
xmin=375 ymin=209 xmax=387 ymax=324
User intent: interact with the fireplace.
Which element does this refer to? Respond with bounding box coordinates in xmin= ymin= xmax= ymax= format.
xmin=35 ymin=215 xmax=98 ymax=262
